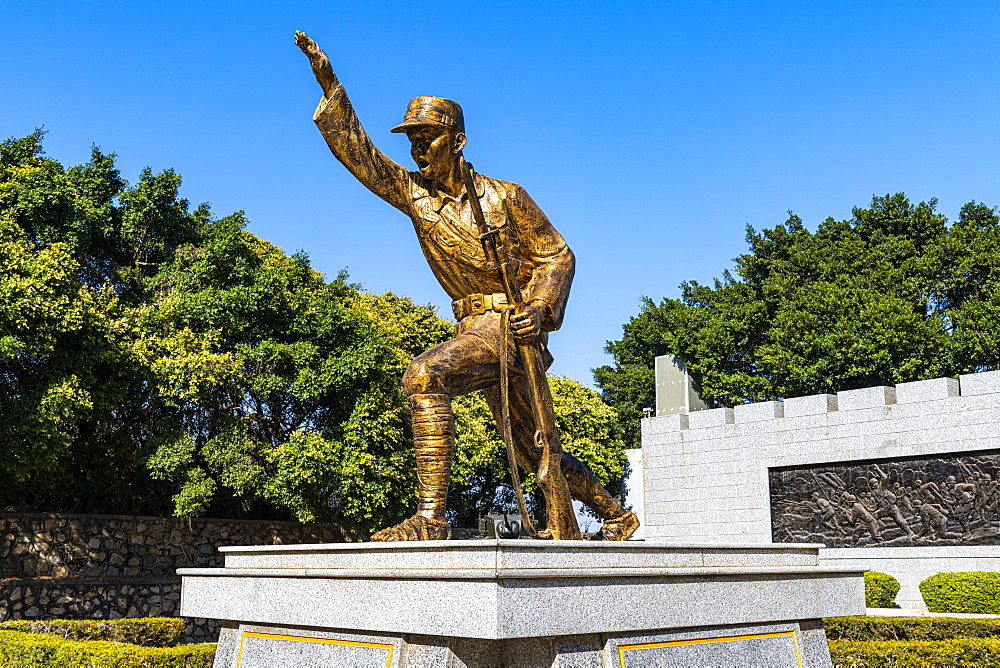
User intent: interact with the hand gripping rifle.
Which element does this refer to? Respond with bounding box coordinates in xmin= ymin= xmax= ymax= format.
xmin=460 ymin=157 xmax=582 ymax=541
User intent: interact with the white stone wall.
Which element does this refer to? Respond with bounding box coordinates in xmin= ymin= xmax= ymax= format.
xmin=640 ymin=370 xmax=1000 ymax=608
xmin=623 ymin=448 xmax=646 ymax=539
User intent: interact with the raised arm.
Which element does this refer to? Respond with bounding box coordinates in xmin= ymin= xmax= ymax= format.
xmin=295 ymin=31 xmax=340 ymax=97
xmin=294 ymin=31 xmax=410 ymax=211
xmin=873 ymin=463 xmax=889 ymax=486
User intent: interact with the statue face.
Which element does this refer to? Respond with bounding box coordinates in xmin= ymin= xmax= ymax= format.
xmin=406 ymin=126 xmax=464 ymax=182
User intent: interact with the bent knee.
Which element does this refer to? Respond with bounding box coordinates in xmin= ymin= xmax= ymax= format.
xmin=402 ymin=360 xmax=446 ymax=396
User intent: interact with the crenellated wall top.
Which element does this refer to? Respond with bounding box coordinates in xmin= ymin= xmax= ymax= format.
xmin=642 ymin=370 xmax=1000 ymax=432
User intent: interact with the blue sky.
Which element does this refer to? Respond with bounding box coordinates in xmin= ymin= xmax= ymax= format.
xmin=2 ymin=2 xmax=997 ymax=387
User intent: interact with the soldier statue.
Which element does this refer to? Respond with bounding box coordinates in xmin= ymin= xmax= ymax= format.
xmin=296 ymin=32 xmax=639 ymax=542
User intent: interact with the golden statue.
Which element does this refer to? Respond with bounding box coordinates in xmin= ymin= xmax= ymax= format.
xmin=295 ymin=32 xmax=639 ymax=542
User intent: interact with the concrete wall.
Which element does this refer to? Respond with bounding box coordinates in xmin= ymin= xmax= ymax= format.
xmin=623 ymin=448 xmax=646 ymax=540
xmin=655 ymin=355 xmax=707 ymax=416
xmin=640 ymin=370 xmax=1000 ymax=609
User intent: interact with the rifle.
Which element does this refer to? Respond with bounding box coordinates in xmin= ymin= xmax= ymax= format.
xmin=459 ymin=157 xmax=581 ymax=541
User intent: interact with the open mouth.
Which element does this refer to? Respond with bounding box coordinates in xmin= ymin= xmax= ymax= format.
xmin=417 ymin=159 xmax=430 ymax=169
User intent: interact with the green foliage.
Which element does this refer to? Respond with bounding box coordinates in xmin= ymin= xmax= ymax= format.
xmin=825 ymin=615 xmax=1000 ymax=642
xmin=596 ymin=195 xmax=1000 ymax=445
xmin=450 ymin=376 xmax=628 ymax=525
xmin=0 ymin=617 xmax=184 ymax=647
xmin=865 ymin=571 xmax=901 ymax=608
xmin=136 ymin=216 xmax=452 ymax=535
xmin=828 ymin=638 xmax=1000 ymax=667
xmin=0 ymin=133 xmax=177 ymax=513
xmin=0 ymin=630 xmax=214 ymax=667
xmin=0 ymin=131 xmax=626 ymax=537
xmin=0 ymin=130 xmax=453 ymax=533
xmin=548 ymin=375 xmax=628 ymax=491
xmin=920 ymin=572 xmax=1000 ymax=614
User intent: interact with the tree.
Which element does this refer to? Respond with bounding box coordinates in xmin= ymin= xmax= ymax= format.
xmin=0 ymin=130 xmax=455 ymax=534
xmin=449 ymin=375 xmax=627 ymax=527
xmin=0 ymin=130 xmax=188 ymax=513
xmin=595 ymin=194 xmax=1000 ymax=446
xmin=140 ymin=219 xmax=458 ymax=536
xmin=1 ymin=131 xmax=627 ymax=538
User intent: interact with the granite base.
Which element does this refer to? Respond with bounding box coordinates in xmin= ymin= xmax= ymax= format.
xmin=179 ymin=540 xmax=864 ymax=667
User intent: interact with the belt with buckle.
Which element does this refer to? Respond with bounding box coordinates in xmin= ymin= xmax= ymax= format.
xmin=452 ymin=292 xmax=509 ymax=320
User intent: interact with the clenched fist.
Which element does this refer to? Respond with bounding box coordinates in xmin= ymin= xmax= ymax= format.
xmin=510 ymin=304 xmax=542 ymax=339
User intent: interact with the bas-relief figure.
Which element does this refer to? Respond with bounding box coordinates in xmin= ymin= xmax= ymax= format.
xmin=295 ymin=32 xmax=638 ymax=542
xmin=770 ymin=451 xmax=1000 ymax=547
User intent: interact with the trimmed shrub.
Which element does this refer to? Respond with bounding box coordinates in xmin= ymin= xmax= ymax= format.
xmin=0 ymin=617 xmax=184 ymax=647
xmin=920 ymin=572 xmax=1000 ymax=614
xmin=0 ymin=630 xmax=215 ymax=667
xmin=825 ymin=615 xmax=1000 ymax=641
xmin=865 ymin=571 xmax=900 ymax=608
xmin=829 ymin=638 xmax=1000 ymax=667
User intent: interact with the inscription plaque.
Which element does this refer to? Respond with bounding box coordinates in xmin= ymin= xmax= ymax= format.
xmin=618 ymin=631 xmax=801 ymax=667
xmin=235 ymin=631 xmax=393 ymax=667
xmin=770 ymin=451 xmax=1000 ymax=547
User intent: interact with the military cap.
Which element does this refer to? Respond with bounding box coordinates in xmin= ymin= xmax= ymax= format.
xmin=390 ymin=96 xmax=465 ymax=134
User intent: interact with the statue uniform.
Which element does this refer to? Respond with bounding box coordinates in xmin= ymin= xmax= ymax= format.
xmin=312 ymin=86 xmax=636 ymax=540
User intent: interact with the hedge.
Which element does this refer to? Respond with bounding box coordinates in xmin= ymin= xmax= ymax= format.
xmin=825 ymin=615 xmax=1000 ymax=641
xmin=829 ymin=638 xmax=1000 ymax=667
xmin=0 ymin=617 xmax=184 ymax=647
xmin=920 ymin=572 xmax=1000 ymax=614
xmin=0 ymin=630 xmax=215 ymax=667
xmin=865 ymin=571 xmax=900 ymax=608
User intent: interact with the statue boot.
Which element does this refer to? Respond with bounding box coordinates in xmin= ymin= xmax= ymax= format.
xmin=370 ymin=393 xmax=453 ymax=541
xmin=559 ymin=452 xmax=639 ymax=541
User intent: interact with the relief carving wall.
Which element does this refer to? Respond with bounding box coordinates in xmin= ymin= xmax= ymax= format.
xmin=770 ymin=451 xmax=1000 ymax=547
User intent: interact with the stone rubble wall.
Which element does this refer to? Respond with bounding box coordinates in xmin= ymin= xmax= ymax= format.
xmin=0 ymin=513 xmax=343 ymax=578
xmin=0 ymin=513 xmax=343 ymax=641
xmin=0 ymin=578 xmax=223 ymax=642
xmin=640 ymin=370 xmax=1000 ymax=608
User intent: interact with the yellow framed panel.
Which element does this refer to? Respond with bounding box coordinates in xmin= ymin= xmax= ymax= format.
xmin=236 ymin=631 xmax=394 ymax=668
xmin=618 ymin=630 xmax=801 ymax=668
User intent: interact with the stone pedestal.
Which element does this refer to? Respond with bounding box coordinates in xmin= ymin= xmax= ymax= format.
xmin=179 ymin=540 xmax=864 ymax=667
